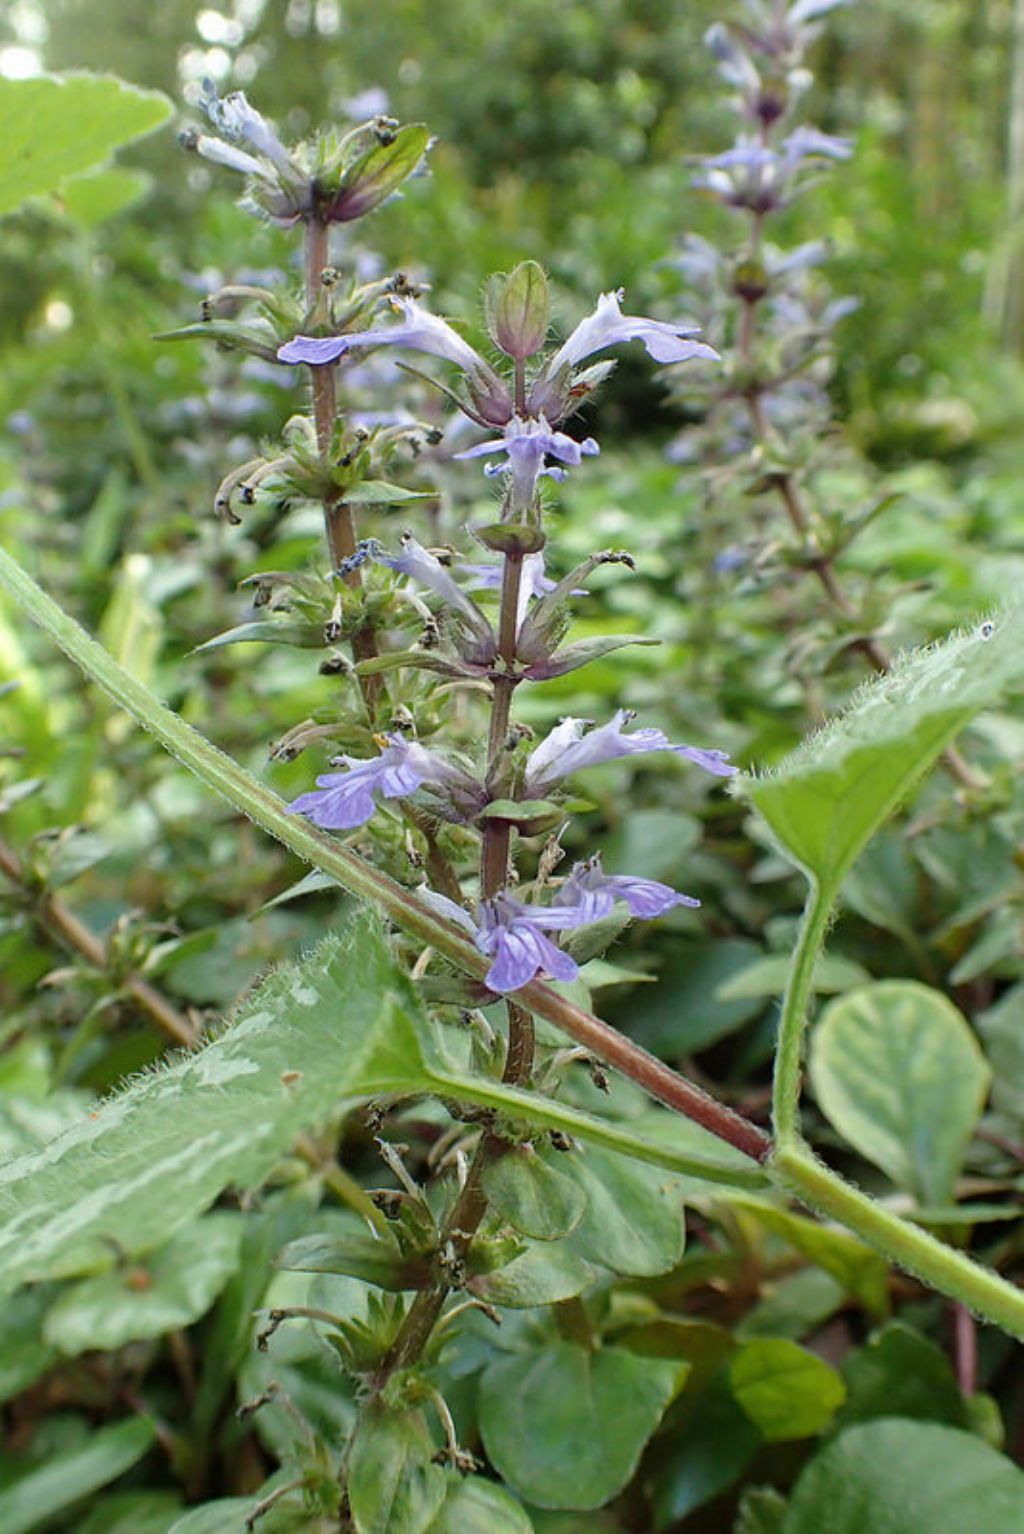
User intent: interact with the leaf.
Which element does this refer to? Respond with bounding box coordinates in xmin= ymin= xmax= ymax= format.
xmin=167 ymin=1485 xmax=308 ymax=1534
xmin=725 ymin=1195 xmax=889 ymax=1316
xmin=0 ymin=1417 xmax=155 ymax=1534
xmin=715 ymin=952 xmax=870 ymax=1003
xmin=42 ymin=1213 xmax=244 ymax=1355
xmin=426 ymin=1476 xmax=534 ymax=1534
xmin=0 ymin=74 xmax=171 ymax=217
xmin=76 ymin=1492 xmax=184 ymax=1534
xmin=59 ymin=167 xmax=151 ymax=226
xmin=729 ymin=1338 xmax=846 ymax=1441
xmin=482 ymin=1145 xmax=587 ymax=1240
xmin=192 ymin=619 xmax=325 ymax=654
xmin=648 ymin=1368 xmax=760 ymax=1525
xmin=338 ymin=123 xmax=431 ymax=219
xmin=526 ymin=634 xmax=659 ymax=679
xmin=0 ymin=1286 xmax=58 ymax=1403
xmin=478 ymin=1341 xmax=686 ymax=1510
xmin=809 ymin=981 xmax=991 ymax=1203
xmin=347 ymin=1403 xmax=447 ymax=1534
xmin=781 ymin=1420 xmax=1024 ymax=1534
xmin=631 ymin=938 xmax=764 ymax=1054
xmin=836 ymin=1321 xmax=968 ymax=1430
xmin=740 ymin=604 xmax=1024 ymax=888
xmin=561 ymin=1145 xmax=685 ymax=1276
xmin=734 ymin=1488 xmax=788 ymax=1534
xmin=466 ymin=1240 xmax=596 ymax=1309
xmin=344 ymin=479 xmax=433 ymax=505
xmin=0 ymin=913 xmax=431 ymax=1293
xmin=276 ymin=1226 xmax=419 ymax=1290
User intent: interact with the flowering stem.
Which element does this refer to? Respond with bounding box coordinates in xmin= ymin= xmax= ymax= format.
xmin=303 ymin=216 xmax=380 ymax=707
xmin=481 ymin=550 xmax=524 ymax=901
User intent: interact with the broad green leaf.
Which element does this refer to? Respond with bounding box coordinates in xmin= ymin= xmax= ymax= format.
xmin=734 ymin=1488 xmax=788 ymax=1534
xmin=0 ymin=1417 xmax=155 ymax=1534
xmin=0 ymin=913 xmax=429 ymax=1293
xmin=809 ymin=981 xmax=991 ymax=1202
xmin=715 ymin=952 xmax=870 ymax=1003
xmin=479 ymin=1341 xmax=685 ymax=1510
xmin=781 ymin=1421 xmax=1024 ymax=1534
xmin=0 ymin=74 xmax=171 ymax=217
xmin=737 ymin=1268 xmax=846 ymax=1340
xmin=561 ymin=1144 xmax=685 ymax=1276
xmin=725 ymin=1196 xmax=889 ymax=1316
xmin=741 ymin=604 xmax=1024 ymax=886
xmin=649 ymin=1370 xmax=761 ymax=1526
xmin=59 ymin=167 xmax=151 ymax=226
xmin=76 ymin=1492 xmax=184 ymax=1534
xmin=345 ymin=479 xmax=433 ymax=505
xmin=631 ymin=938 xmax=764 ymax=1054
xmin=481 ymin=1146 xmax=587 ymax=1241
xmin=836 ymin=1321 xmax=968 ymax=1430
xmin=0 ymin=1285 xmax=58 ymax=1403
xmin=467 ymin=1239 xmax=596 ymax=1309
xmin=427 ymin=1475 xmax=534 ymax=1534
xmin=42 ymin=1213 xmax=244 ymax=1355
xmin=729 ymin=1338 xmax=846 ymax=1441
xmin=167 ymin=1485 xmax=308 ymax=1534
xmin=347 ymin=1404 xmax=447 ymax=1534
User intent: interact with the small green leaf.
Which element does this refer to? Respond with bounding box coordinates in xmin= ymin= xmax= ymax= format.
xmin=0 ymin=74 xmax=171 ymax=217
xmin=649 ymin=1370 xmax=761 ymax=1526
xmin=810 ymin=981 xmax=991 ymax=1203
xmin=42 ymin=1213 xmax=244 ymax=1355
xmin=344 ymin=480 xmax=433 ymax=505
xmin=726 ymin=1195 xmax=889 ymax=1316
xmin=716 ymin=952 xmax=870 ymax=1003
xmin=276 ymin=1227 xmax=420 ymax=1290
xmin=478 ymin=1341 xmax=685 ymax=1510
xmin=0 ymin=1286 xmax=58 ymax=1403
xmin=427 ymin=1475 xmax=534 ymax=1534
xmin=467 ymin=1239 xmax=596 ymax=1309
xmin=730 ymin=1338 xmax=846 ymax=1441
xmin=741 ymin=604 xmax=1024 ymax=888
xmin=781 ymin=1421 xmax=1024 ymax=1534
xmin=192 ymin=620 xmax=325 ymax=654
xmin=837 ymin=1321 xmax=969 ymax=1430
xmin=561 ymin=1145 xmax=685 ymax=1276
xmin=347 ymin=1403 xmax=447 ymax=1534
xmin=336 ymin=123 xmax=430 ymax=221
xmin=76 ymin=1492 xmax=184 ymax=1534
xmin=482 ymin=1146 xmax=587 ymax=1241
xmin=0 ymin=1417 xmax=155 ymax=1534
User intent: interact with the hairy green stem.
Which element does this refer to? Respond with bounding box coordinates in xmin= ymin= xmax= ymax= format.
xmin=0 ymin=546 xmax=770 ymax=1162
xmin=773 ymin=876 xmax=833 ymax=1145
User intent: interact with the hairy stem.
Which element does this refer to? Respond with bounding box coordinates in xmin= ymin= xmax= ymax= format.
xmin=773 ymin=876 xmax=833 ymax=1145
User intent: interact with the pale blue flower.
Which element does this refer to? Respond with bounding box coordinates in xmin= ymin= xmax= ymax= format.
xmin=525 ymin=709 xmax=735 ymax=796
xmin=561 ymin=854 xmax=700 ymax=923
xmin=422 ymin=889 xmax=587 ymax=992
xmin=543 ymin=289 xmax=719 ymax=376
xmin=287 ymin=734 xmax=469 ymax=830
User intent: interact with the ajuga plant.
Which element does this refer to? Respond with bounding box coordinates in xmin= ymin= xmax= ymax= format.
xmin=2 ymin=28 xmax=1024 ymax=1534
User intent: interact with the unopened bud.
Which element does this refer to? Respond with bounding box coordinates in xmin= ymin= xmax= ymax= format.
xmin=486 ymin=261 xmax=551 ymax=360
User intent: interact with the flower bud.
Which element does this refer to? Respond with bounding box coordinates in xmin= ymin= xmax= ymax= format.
xmin=486 ymin=261 xmax=551 ymax=360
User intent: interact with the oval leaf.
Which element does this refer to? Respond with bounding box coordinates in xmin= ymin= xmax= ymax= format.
xmin=730 ymin=1337 xmax=846 ymax=1441
xmin=482 ymin=1145 xmax=587 ymax=1241
xmin=810 ymin=981 xmax=991 ymax=1203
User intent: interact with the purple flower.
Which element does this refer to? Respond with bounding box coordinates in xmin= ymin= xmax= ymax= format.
xmin=422 ymin=890 xmax=587 ymax=993
xmin=278 ymin=297 xmax=507 ymax=400
xmin=200 ymin=80 xmax=295 ymax=176
xmin=456 ymin=414 xmax=599 ymax=512
xmin=287 ymin=734 xmax=469 ymax=830
xmin=374 ymin=533 xmax=497 ymax=658
xmin=561 ymin=854 xmax=700 ymax=924
xmin=542 ymin=289 xmax=719 ymax=377
xmin=525 ymin=709 xmax=736 ymax=795
xmin=788 ymin=0 xmax=850 ymax=24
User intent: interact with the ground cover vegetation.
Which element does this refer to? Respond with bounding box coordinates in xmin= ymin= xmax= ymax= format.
xmin=2 ymin=0 xmax=1024 ymax=1529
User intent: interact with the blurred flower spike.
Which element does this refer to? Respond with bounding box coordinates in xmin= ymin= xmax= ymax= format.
xmin=182 ymin=79 xmax=430 ymax=227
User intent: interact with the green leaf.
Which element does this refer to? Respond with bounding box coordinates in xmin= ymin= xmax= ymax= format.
xmin=809 ymin=981 xmax=991 ymax=1202
xmin=344 ymin=479 xmax=433 ymax=505
xmin=76 ymin=1492 xmax=184 ymax=1534
xmin=478 ymin=1341 xmax=685 ymax=1510
xmin=276 ymin=1226 xmax=418 ymax=1290
xmin=338 ymin=123 xmax=431 ymax=220
xmin=347 ymin=1403 xmax=447 ymax=1534
xmin=725 ymin=1196 xmax=889 ymax=1316
xmin=716 ymin=952 xmax=870 ymax=1003
xmin=729 ymin=1338 xmax=846 ymax=1441
xmin=781 ymin=1421 xmax=1024 ymax=1534
xmin=561 ymin=1145 xmax=685 ymax=1276
xmin=649 ymin=1369 xmax=761 ymax=1525
xmin=0 ymin=74 xmax=171 ymax=217
xmin=42 ymin=1213 xmax=244 ymax=1355
xmin=59 ymin=166 xmax=151 ymax=226
xmin=467 ymin=1240 xmax=596 ymax=1309
xmin=631 ymin=938 xmax=764 ymax=1054
xmin=167 ymin=1485 xmax=308 ymax=1534
xmin=740 ymin=604 xmax=1024 ymax=888
xmin=837 ymin=1322 xmax=969 ymax=1430
xmin=734 ymin=1488 xmax=788 ymax=1534
xmin=530 ymin=634 xmax=659 ymax=679
xmin=192 ymin=619 xmax=325 ymax=654
xmin=482 ymin=1146 xmax=587 ymax=1241
xmin=0 ymin=1417 xmax=155 ymax=1534
xmin=0 ymin=1286 xmax=58 ymax=1403
xmin=427 ymin=1476 xmax=534 ymax=1534
xmin=0 ymin=914 xmax=430 ymax=1293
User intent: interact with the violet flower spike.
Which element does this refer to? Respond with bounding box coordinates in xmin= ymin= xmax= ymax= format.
xmin=543 ymin=289 xmax=720 ymax=376
xmin=561 ymin=854 xmax=700 ymax=924
xmin=286 ymin=734 xmax=467 ymax=831
xmin=526 ymin=709 xmax=736 ymax=796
